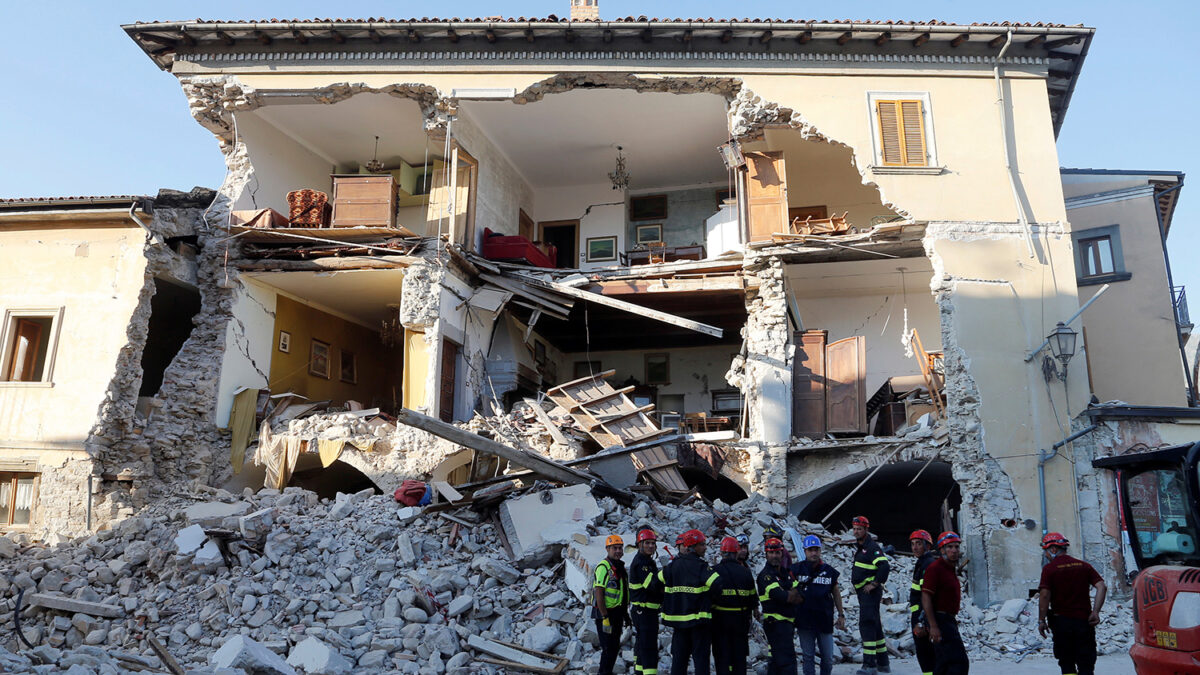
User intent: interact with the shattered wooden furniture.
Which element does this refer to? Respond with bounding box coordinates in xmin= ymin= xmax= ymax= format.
xmin=286 ymin=189 xmax=331 ymax=227
xmin=546 ymin=369 xmax=672 ymax=448
xmin=773 ymin=211 xmax=855 ymax=241
xmin=909 ymin=329 xmax=946 ymax=420
xmin=622 ymin=244 xmax=705 ymax=265
xmin=631 ymin=445 xmax=690 ymax=501
xmin=330 ymin=174 xmax=396 ymax=228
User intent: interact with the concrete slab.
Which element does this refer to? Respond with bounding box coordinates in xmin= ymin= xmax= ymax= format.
xmin=498 ymin=484 xmax=604 ymax=566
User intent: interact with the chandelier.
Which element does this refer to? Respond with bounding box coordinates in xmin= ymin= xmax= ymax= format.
xmin=608 ymin=146 xmax=631 ymax=191
xmin=380 ymin=305 xmax=402 ymax=347
xmin=365 ymin=135 xmax=385 ymax=173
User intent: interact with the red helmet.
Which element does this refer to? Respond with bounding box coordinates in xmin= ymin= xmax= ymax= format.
xmin=910 ymin=530 xmax=933 ymax=545
xmin=681 ymin=529 xmax=706 ymax=548
xmin=764 ymin=537 xmax=784 ymax=551
xmin=852 ymin=516 xmax=870 ymax=528
xmin=720 ymin=536 xmax=739 ymax=553
xmin=675 ymin=533 xmax=685 ymax=546
xmin=637 ymin=529 xmax=657 ymax=543
xmin=936 ymin=531 xmax=961 ymax=549
xmin=1041 ymin=532 xmax=1069 ymax=550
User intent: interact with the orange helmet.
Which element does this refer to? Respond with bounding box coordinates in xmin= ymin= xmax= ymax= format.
xmin=720 ymin=536 xmax=739 ymax=554
xmin=910 ymin=530 xmax=933 ymax=545
xmin=764 ymin=537 xmax=784 ymax=551
xmin=936 ymin=531 xmax=961 ymax=549
xmin=1041 ymin=532 xmax=1069 ymax=550
xmin=681 ymin=529 xmax=706 ymax=548
xmin=636 ymin=529 xmax=657 ymax=543
xmin=605 ymin=535 xmax=624 ymax=547
xmin=852 ymin=516 xmax=870 ymax=528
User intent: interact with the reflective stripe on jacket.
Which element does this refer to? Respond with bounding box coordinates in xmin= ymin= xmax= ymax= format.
xmin=629 ymin=551 xmax=663 ymax=610
xmin=712 ymin=559 xmax=758 ymax=613
xmin=594 ymin=558 xmax=628 ymax=610
xmin=656 ymin=552 xmax=719 ymax=627
xmin=909 ymin=550 xmax=936 ymax=627
xmin=756 ymin=562 xmax=797 ymax=622
xmin=850 ymin=537 xmax=891 ymax=590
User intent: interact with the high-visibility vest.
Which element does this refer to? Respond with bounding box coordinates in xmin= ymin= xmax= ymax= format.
xmin=851 ymin=537 xmax=891 ymax=590
xmin=757 ymin=562 xmax=798 ymax=622
xmin=629 ymin=552 xmax=663 ymax=610
xmin=594 ymin=558 xmax=628 ymax=610
xmin=712 ymin=559 xmax=758 ymax=613
xmin=657 ymin=553 xmax=719 ymax=627
xmin=909 ymin=551 xmax=936 ymax=625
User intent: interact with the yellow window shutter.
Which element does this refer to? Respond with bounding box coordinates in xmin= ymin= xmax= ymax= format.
xmin=900 ymin=100 xmax=927 ymax=166
xmin=876 ymin=101 xmax=903 ymax=165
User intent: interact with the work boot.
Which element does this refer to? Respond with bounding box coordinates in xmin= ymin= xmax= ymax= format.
xmin=876 ymin=666 xmax=891 ymax=673
xmin=854 ymin=668 xmax=878 ymax=675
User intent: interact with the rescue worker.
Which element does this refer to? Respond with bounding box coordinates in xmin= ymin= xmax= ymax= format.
xmin=791 ymin=535 xmax=845 ymax=675
xmin=735 ymin=533 xmax=751 ymax=567
xmin=763 ymin=524 xmax=793 ymax=568
xmin=908 ymin=530 xmax=938 ymax=675
xmin=850 ymin=516 xmax=890 ymax=674
xmin=629 ymin=528 xmax=664 ymax=675
xmin=920 ymin=531 xmax=969 ymax=675
xmin=593 ymin=534 xmax=629 ymax=675
xmin=659 ymin=529 xmax=720 ymax=675
xmin=757 ymin=537 xmax=801 ymax=675
xmin=711 ymin=536 xmax=758 ymax=675
xmin=1037 ymin=532 xmax=1107 ymax=675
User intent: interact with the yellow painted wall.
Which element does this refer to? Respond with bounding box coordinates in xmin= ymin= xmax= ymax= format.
xmin=402 ymin=329 xmax=429 ymax=410
xmin=269 ymin=295 xmax=401 ymax=407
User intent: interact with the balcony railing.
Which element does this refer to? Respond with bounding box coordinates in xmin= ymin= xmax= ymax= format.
xmin=1173 ymin=285 xmax=1191 ymax=329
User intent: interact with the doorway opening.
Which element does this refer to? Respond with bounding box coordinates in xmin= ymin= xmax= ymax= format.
xmin=540 ymin=220 xmax=579 ymax=268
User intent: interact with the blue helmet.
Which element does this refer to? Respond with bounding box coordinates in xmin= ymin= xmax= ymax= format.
xmin=802 ymin=535 xmax=822 ymax=550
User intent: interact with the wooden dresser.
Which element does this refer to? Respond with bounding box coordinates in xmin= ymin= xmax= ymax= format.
xmin=330 ymin=174 xmax=396 ymax=228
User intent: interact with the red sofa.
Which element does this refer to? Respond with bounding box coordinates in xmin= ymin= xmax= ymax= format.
xmin=480 ymin=228 xmax=557 ymax=268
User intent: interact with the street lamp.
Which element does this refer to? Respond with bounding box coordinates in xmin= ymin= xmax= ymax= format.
xmin=1045 ymin=321 xmax=1077 ymax=380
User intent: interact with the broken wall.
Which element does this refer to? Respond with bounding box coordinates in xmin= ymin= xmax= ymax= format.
xmin=449 ymin=109 xmax=535 ymax=249
xmin=567 ymin=344 xmax=735 ymax=416
xmin=230 ymin=111 xmax=333 ymax=215
xmin=531 ymin=183 xmax=624 ymax=270
xmin=213 ymin=276 xmax=275 ymax=427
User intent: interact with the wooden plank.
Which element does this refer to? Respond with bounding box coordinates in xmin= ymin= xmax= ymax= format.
xmin=508 ymin=274 xmax=723 ymax=338
xmin=479 ymin=273 xmax=575 ymax=316
xmin=547 ymin=369 xmax=617 ymax=394
xmin=227 ymin=224 xmax=418 ymax=242
xmin=28 ymin=593 xmax=124 ymax=618
xmin=467 ymin=634 xmax=566 ymax=673
xmin=394 ymin=409 xmax=633 ymax=502
xmin=567 ymin=385 xmax=635 ymax=412
xmin=525 ymin=398 xmax=569 ymax=446
xmin=584 ymin=275 xmax=745 ymax=296
xmin=145 ymin=634 xmax=186 ymax=675
xmin=432 ymin=481 xmax=463 ymax=503
xmin=583 ymin=403 xmax=656 ymax=429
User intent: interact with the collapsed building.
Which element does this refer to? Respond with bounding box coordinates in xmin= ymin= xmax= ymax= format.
xmin=1 ymin=10 xmax=1194 ymax=620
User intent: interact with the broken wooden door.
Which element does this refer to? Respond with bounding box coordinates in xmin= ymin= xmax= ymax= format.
xmin=792 ymin=330 xmax=828 ymax=439
xmin=745 ymin=151 xmax=788 ymax=243
xmin=439 ymin=338 xmax=459 ymax=423
xmin=825 ymin=336 xmax=867 ymax=434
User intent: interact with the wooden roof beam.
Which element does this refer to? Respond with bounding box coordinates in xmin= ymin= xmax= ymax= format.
xmin=836 ymin=31 xmax=852 ymax=46
xmin=1044 ymin=35 xmax=1084 ymax=50
xmin=796 ymin=30 xmax=812 ymax=44
xmin=950 ymin=33 xmax=969 ymax=48
xmin=447 ymin=28 xmax=459 ymax=43
xmin=682 ymin=29 xmax=692 ymax=44
xmin=1025 ymin=35 xmax=1046 ymax=49
xmin=485 ymin=28 xmax=497 ymax=43
xmin=912 ymin=32 xmax=930 ymax=47
xmin=603 ymin=29 xmax=613 ymax=43
xmin=216 ymin=31 xmax=234 ymax=46
xmin=137 ymin=33 xmax=177 ymax=48
xmin=988 ymin=35 xmax=1006 ymax=48
xmin=640 ymin=28 xmax=653 ymax=42
xmin=760 ymin=30 xmax=773 ymax=44
xmin=720 ymin=29 xmax=733 ymax=43
xmin=565 ymin=28 xmax=577 ymax=43
xmin=367 ymin=29 xmax=382 ymax=43
xmin=875 ymin=31 xmax=890 ymax=47
xmin=407 ymin=29 xmax=421 ymax=43
xmin=1048 ymin=50 xmax=1080 ymax=61
xmin=330 ymin=29 xmax=345 ymax=44
xmin=1048 ymin=67 xmax=1074 ymax=79
xmin=291 ymin=29 xmax=308 ymax=44
xmin=524 ymin=28 xmax=535 ymax=43
xmin=254 ymin=30 xmax=272 ymax=46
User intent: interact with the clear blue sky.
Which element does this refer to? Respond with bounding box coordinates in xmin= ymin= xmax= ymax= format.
xmin=2 ymin=1 xmax=1197 ymax=297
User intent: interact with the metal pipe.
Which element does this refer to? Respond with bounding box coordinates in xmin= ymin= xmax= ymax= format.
xmin=1024 ymin=283 xmax=1111 ymax=361
xmin=1038 ymin=424 xmax=1098 ymax=535
xmin=128 ymin=201 xmax=162 ymax=245
xmin=993 ymin=30 xmax=1036 ymax=259
xmin=1150 ymin=181 xmax=1194 ymax=405
xmin=820 ymin=444 xmax=907 ymax=523
xmin=86 ymin=474 xmax=93 ymax=531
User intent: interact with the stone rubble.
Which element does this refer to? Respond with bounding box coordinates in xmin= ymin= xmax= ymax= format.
xmin=0 ymin=483 xmax=1132 ymax=674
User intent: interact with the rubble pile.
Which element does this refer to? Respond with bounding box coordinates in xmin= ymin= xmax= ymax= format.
xmin=0 ymin=481 xmax=1132 ymax=674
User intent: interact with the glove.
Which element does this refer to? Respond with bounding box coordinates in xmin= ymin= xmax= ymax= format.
xmin=602 ymin=617 xmax=612 ymax=634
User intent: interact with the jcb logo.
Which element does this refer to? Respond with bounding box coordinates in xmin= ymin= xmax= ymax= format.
xmin=1143 ymin=577 xmax=1169 ymax=609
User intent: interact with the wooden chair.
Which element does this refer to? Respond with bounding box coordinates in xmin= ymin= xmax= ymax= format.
xmin=646 ymin=241 xmax=668 ymax=264
xmin=682 ymin=412 xmax=713 ymax=433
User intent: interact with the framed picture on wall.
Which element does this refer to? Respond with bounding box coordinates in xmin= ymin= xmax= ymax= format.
xmin=340 ymin=350 xmax=357 ymax=384
xmin=645 ymin=353 xmax=670 ymax=384
xmin=278 ymin=331 xmax=291 ymax=353
xmin=635 ymin=224 xmax=663 ymax=245
xmin=629 ymin=194 xmax=668 ymax=221
xmin=309 ymin=340 xmax=331 ymax=379
xmin=586 ymin=236 xmax=618 ymax=262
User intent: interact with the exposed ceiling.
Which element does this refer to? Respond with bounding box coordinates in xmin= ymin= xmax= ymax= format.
xmin=462 ymin=89 xmax=730 ymax=189
xmin=785 ymin=257 xmax=933 ymax=298
xmin=246 ymin=268 xmax=405 ymax=326
xmin=252 ymin=94 xmax=430 ymax=168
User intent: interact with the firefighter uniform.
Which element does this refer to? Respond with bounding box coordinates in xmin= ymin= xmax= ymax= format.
xmin=629 ymin=548 xmax=664 ymax=675
xmin=593 ymin=556 xmax=629 ymax=675
xmin=909 ymin=549 xmax=937 ymax=675
xmin=658 ymin=549 xmax=720 ymax=675
xmin=757 ymin=560 xmax=799 ymax=675
xmin=851 ymin=536 xmax=891 ymax=671
xmin=711 ymin=558 xmax=758 ymax=675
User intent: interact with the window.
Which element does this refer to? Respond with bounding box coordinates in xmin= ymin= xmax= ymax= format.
xmin=1079 ymin=236 xmax=1115 ymax=277
xmin=645 ymin=353 xmax=670 ymax=384
xmin=0 ymin=473 xmax=36 ymax=527
xmin=1071 ymin=224 xmax=1130 ymax=285
xmin=1 ymin=308 xmax=63 ymax=384
xmin=867 ymin=93 xmax=938 ymax=171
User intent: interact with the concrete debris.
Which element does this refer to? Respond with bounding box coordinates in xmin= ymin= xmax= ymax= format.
xmin=0 ymin=484 xmax=1132 ymax=674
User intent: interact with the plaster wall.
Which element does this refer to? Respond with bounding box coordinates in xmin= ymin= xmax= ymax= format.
xmin=562 ymin=345 xmax=736 ymax=415
xmin=435 ymin=268 xmax=496 ymax=420
xmin=625 ymin=185 xmax=725 ymax=250
xmin=214 ymin=277 xmax=276 ymax=428
xmin=1068 ymin=194 xmax=1185 ymax=406
xmin=0 ymin=223 xmax=148 ymax=447
xmin=233 ymin=111 xmax=334 ymax=215
xmin=451 ymin=109 xmax=535 ymax=250
xmin=532 ymin=183 xmax=624 ymax=271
